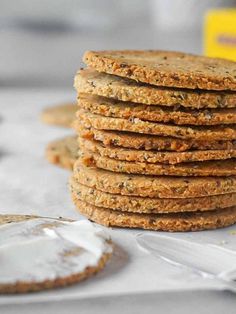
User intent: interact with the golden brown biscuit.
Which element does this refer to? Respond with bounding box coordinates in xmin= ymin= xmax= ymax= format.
xmin=75 ymin=69 xmax=236 ymax=109
xmin=83 ymin=50 xmax=236 ymax=90
xmin=80 ymin=152 xmax=236 ymax=177
xmin=72 ymin=197 xmax=236 ymax=232
xmin=73 ymin=162 xmax=236 ymax=198
xmin=70 ymin=178 xmax=236 ymax=214
xmin=78 ymin=110 xmax=236 ymax=141
xmin=79 ymin=137 xmax=236 ymax=165
xmin=46 ymin=135 xmax=79 ymax=170
xmin=41 ymin=103 xmax=77 ymax=128
xmin=77 ymin=93 xmax=236 ymax=126
xmin=76 ymin=124 xmax=236 ymax=152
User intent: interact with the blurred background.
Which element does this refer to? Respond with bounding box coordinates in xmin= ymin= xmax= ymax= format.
xmin=0 ymin=0 xmax=235 ymax=88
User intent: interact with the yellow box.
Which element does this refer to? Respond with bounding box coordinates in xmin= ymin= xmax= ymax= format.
xmin=204 ymin=8 xmax=236 ymax=61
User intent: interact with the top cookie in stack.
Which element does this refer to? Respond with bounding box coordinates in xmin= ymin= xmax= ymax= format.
xmin=71 ymin=50 xmax=236 ymax=232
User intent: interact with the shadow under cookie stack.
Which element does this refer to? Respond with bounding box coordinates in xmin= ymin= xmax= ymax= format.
xmin=70 ymin=50 xmax=236 ymax=232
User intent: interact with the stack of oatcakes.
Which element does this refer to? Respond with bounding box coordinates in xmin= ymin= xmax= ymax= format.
xmin=71 ymin=50 xmax=236 ymax=232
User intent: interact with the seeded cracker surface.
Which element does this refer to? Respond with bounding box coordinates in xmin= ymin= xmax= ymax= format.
xmin=76 ymin=125 xmax=236 ymax=152
xmin=75 ymin=68 xmax=236 ymax=109
xmin=70 ymin=178 xmax=236 ymax=214
xmin=79 ymin=137 xmax=236 ymax=165
xmin=46 ymin=136 xmax=79 ymax=170
xmin=83 ymin=50 xmax=236 ymax=91
xmin=73 ymin=162 xmax=236 ymax=198
xmin=41 ymin=103 xmax=77 ymax=128
xmin=71 ymin=50 xmax=236 ymax=232
xmin=80 ymin=152 xmax=236 ymax=177
xmin=78 ymin=93 xmax=236 ymax=126
xmin=78 ymin=110 xmax=236 ymax=141
xmin=72 ymin=198 xmax=236 ymax=232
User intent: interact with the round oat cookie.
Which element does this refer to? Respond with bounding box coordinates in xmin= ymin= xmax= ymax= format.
xmin=46 ymin=135 xmax=79 ymax=170
xmin=76 ymin=124 xmax=236 ymax=152
xmin=78 ymin=110 xmax=236 ymax=141
xmin=41 ymin=103 xmax=77 ymax=128
xmin=72 ymin=198 xmax=236 ymax=232
xmin=70 ymin=178 xmax=236 ymax=214
xmin=75 ymin=69 xmax=236 ymax=109
xmin=78 ymin=93 xmax=236 ymax=126
xmin=0 ymin=214 xmax=112 ymax=294
xmin=83 ymin=50 xmax=236 ymax=91
xmin=81 ymin=152 xmax=236 ymax=177
xmin=80 ymin=137 xmax=236 ymax=165
xmin=73 ymin=162 xmax=236 ymax=198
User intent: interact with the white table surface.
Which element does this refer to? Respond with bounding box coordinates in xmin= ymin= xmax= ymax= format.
xmin=1 ymin=88 xmax=236 ymax=314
